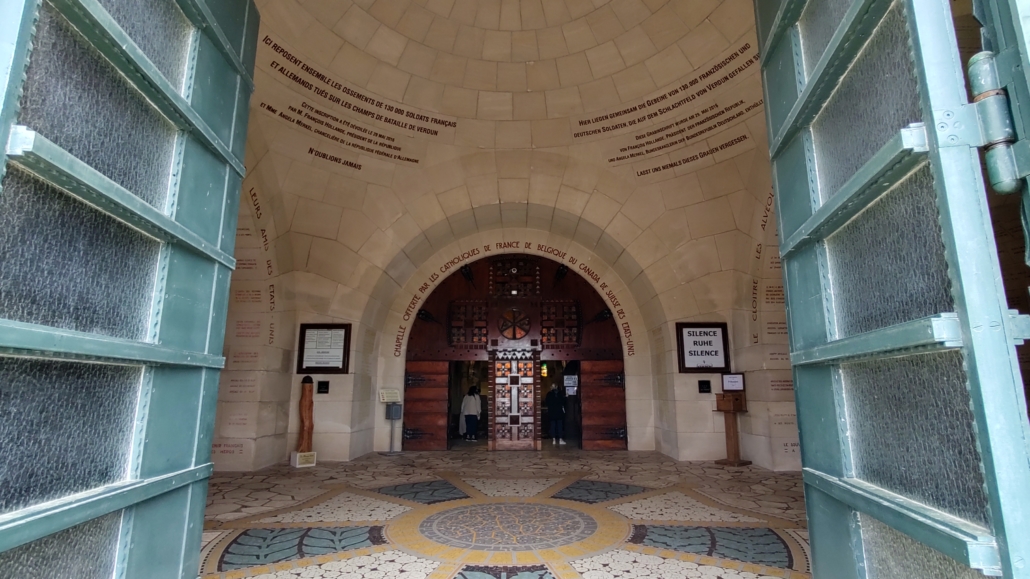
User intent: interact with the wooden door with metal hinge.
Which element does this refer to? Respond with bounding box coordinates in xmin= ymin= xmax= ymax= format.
xmin=580 ymin=360 xmax=627 ymax=450
xmin=402 ymin=361 xmax=450 ymax=451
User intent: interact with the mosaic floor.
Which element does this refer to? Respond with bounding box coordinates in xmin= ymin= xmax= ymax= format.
xmin=202 ymin=449 xmax=808 ymax=579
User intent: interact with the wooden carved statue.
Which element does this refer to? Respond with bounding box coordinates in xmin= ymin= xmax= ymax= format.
xmin=298 ymin=376 xmax=314 ymax=453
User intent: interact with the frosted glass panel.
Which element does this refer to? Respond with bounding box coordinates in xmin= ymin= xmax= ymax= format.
xmin=0 ymin=511 xmax=121 ymax=579
xmin=0 ymin=358 xmax=142 ymax=514
xmin=18 ymin=3 xmax=178 ymax=208
xmin=842 ymin=351 xmax=989 ymax=526
xmin=0 ymin=168 xmax=160 ymax=340
xmin=798 ymin=0 xmax=852 ymax=72
xmin=95 ymin=0 xmax=194 ymax=90
xmin=826 ymin=164 xmax=953 ymax=338
xmin=861 ymin=515 xmax=987 ymax=579
xmin=812 ymin=0 xmax=922 ymax=199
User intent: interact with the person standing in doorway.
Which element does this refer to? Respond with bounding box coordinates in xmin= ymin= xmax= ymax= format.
xmin=546 ymin=384 xmax=566 ymax=445
xmin=461 ymin=386 xmax=482 ymax=441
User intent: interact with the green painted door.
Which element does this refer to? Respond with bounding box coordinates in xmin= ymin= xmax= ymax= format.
xmin=755 ymin=0 xmax=1030 ymax=577
xmin=0 ymin=0 xmax=256 ymax=576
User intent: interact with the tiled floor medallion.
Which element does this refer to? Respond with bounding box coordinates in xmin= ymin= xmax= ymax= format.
xmin=377 ymin=479 xmax=470 ymax=504
xmin=388 ymin=497 xmax=632 ymax=564
xmin=551 ymin=480 xmax=646 ymax=504
xmin=456 ymin=564 xmax=555 ymax=579
xmin=419 ymin=503 xmax=598 ymax=550
xmin=202 ymin=450 xmax=810 ymax=579
xmin=629 ymin=525 xmax=793 ymax=569
xmin=217 ymin=526 xmax=386 ymax=571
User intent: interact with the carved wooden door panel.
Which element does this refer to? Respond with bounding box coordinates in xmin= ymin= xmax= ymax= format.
xmin=489 ymin=353 xmax=540 ymax=450
xmin=580 ymin=360 xmax=627 ymax=450
xmin=402 ymin=361 xmax=449 ymax=450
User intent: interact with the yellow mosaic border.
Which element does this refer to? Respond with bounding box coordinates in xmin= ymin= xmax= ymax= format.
xmin=386 ymin=496 xmax=632 ymax=567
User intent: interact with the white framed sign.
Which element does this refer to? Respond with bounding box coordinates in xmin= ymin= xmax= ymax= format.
xmin=722 ymin=373 xmax=745 ymax=391
xmin=296 ymin=323 xmax=351 ymax=374
xmin=379 ymin=389 xmax=401 ymax=402
xmin=676 ymin=322 xmax=730 ymax=373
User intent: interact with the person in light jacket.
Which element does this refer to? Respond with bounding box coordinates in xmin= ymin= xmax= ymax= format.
xmin=461 ymin=386 xmax=482 ymax=441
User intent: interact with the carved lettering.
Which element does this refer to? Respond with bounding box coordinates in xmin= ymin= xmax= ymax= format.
xmin=249 ymin=188 xmax=262 ymax=219
xmin=402 ymin=294 xmax=422 ymax=321
xmin=393 ymin=325 xmax=407 ymax=357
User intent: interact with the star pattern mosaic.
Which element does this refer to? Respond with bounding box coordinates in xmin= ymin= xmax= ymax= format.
xmin=464 ymin=478 xmax=561 ymax=497
xmin=552 ymin=480 xmax=646 ymax=504
xmin=609 ymin=492 xmax=762 ymax=523
xmin=256 ymin=492 xmax=411 ymax=523
xmin=376 ymin=480 xmax=470 ymax=504
xmin=202 ymin=449 xmax=809 ymax=579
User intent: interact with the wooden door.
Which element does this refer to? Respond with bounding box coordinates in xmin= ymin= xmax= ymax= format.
xmin=402 ymin=361 xmax=449 ymax=450
xmin=490 ymin=353 xmax=539 ymax=450
xmin=580 ymin=360 xmax=627 ymax=450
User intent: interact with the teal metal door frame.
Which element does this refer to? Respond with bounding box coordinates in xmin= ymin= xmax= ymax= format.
xmin=756 ymin=0 xmax=1030 ymax=577
xmin=0 ymin=0 xmax=256 ymax=576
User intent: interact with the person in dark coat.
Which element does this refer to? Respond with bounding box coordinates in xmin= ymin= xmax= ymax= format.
xmin=545 ymin=384 xmax=566 ymax=445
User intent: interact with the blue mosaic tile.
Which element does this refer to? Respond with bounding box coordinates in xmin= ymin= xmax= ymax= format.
xmin=551 ymin=480 xmax=646 ymax=504
xmin=456 ymin=564 xmax=554 ymax=579
xmin=218 ymin=526 xmax=385 ymax=571
xmin=375 ymin=480 xmax=469 ymax=504
xmin=630 ymin=525 xmax=793 ymax=569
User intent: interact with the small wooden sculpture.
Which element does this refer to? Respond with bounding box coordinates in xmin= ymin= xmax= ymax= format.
xmin=298 ymin=376 xmax=314 ymax=453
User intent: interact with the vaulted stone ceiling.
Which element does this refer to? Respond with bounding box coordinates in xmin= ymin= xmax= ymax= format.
xmin=224 ymin=0 xmax=791 ymax=468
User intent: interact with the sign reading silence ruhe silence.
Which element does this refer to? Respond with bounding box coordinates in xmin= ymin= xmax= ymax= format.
xmin=676 ymin=322 xmax=730 ymax=373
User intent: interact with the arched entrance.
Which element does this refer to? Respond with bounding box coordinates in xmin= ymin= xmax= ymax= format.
xmin=402 ymin=254 xmax=626 ymax=451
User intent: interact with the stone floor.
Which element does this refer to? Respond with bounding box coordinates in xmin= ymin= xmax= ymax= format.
xmin=201 ymin=448 xmax=808 ymax=579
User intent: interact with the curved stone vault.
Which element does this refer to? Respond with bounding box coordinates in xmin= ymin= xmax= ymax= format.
xmin=215 ymin=0 xmax=797 ymax=472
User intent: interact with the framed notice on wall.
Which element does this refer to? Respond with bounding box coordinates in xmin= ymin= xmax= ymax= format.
xmin=722 ymin=373 xmax=745 ymax=391
xmin=676 ymin=322 xmax=730 ymax=373
xmin=296 ymin=323 xmax=351 ymax=374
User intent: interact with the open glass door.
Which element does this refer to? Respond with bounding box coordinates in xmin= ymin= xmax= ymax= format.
xmin=755 ymin=0 xmax=1030 ymax=577
xmin=0 ymin=0 xmax=256 ymax=576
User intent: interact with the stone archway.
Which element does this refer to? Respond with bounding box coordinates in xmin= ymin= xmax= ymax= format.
xmin=365 ymin=229 xmax=660 ymax=456
xmin=399 ymin=251 xmax=628 ymax=451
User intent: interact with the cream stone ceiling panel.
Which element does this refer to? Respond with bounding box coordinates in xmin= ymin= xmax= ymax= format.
xmin=240 ymin=0 xmax=782 ymax=416
xmin=255 ymin=0 xmax=760 ymax=136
